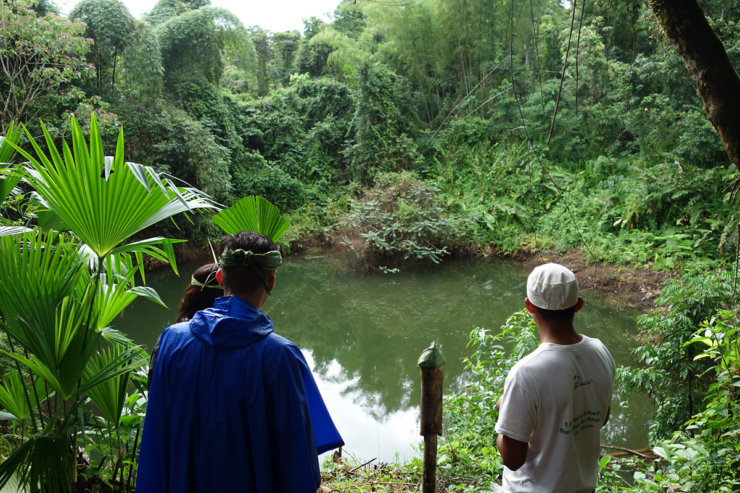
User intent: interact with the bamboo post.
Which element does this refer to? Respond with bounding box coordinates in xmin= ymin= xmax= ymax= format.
xmin=418 ymin=342 xmax=445 ymax=493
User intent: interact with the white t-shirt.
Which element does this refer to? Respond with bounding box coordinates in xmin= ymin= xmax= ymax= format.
xmin=494 ymin=335 xmax=615 ymax=493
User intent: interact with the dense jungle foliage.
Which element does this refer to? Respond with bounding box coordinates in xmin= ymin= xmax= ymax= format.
xmin=1 ymin=0 xmax=739 ymax=490
xmin=2 ymin=0 xmax=738 ymax=271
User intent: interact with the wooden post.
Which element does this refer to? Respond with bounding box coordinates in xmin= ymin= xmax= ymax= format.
xmin=418 ymin=342 xmax=445 ymax=493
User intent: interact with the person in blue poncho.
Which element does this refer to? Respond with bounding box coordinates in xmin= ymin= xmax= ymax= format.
xmin=136 ymin=231 xmax=344 ymax=493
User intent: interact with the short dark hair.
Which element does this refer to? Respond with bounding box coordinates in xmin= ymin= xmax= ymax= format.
xmin=176 ymin=263 xmax=223 ymax=322
xmin=531 ymin=304 xmax=577 ymax=322
xmin=218 ymin=231 xmax=279 ymax=294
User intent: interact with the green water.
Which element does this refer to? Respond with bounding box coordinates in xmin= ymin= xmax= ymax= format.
xmin=118 ymin=254 xmax=652 ymax=462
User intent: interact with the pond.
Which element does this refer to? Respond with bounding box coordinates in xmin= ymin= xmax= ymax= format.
xmin=118 ymin=254 xmax=653 ymax=463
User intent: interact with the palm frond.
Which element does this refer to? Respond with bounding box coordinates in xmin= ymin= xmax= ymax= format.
xmin=9 ymin=115 xmax=217 ymax=259
xmin=78 ymin=344 xmax=146 ymax=396
xmin=0 ymin=122 xmax=23 ymax=164
xmin=99 ymin=327 xmax=135 ymax=346
xmin=212 ymin=195 xmax=290 ymax=241
xmin=0 ymin=232 xmax=85 ymax=365
xmin=92 ymin=272 xmax=166 ymax=332
xmin=0 ymin=418 xmax=74 ymax=492
xmin=0 ymin=165 xmax=23 ymax=208
xmin=0 ymin=370 xmax=42 ymax=421
xmin=109 ymin=237 xmax=184 ymax=280
xmin=84 ymin=343 xmax=147 ymax=426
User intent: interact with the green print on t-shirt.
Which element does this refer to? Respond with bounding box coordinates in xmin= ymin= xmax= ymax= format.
xmin=559 ymin=410 xmax=602 ymax=436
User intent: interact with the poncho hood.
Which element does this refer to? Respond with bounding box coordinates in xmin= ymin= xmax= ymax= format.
xmin=190 ymin=295 xmax=273 ymax=349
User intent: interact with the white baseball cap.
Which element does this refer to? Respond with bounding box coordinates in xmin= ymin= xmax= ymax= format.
xmin=526 ymin=263 xmax=579 ymax=310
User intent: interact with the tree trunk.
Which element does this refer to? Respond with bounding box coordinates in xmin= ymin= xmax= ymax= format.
xmin=648 ymin=0 xmax=740 ymax=170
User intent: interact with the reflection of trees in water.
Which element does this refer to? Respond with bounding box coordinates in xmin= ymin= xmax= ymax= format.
xmin=120 ymin=255 xmax=647 ymax=446
xmin=268 ymin=256 xmax=530 ymax=417
xmin=602 ymin=392 xmax=654 ymax=449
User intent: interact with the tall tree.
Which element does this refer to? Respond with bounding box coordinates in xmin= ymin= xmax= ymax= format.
xmin=0 ymin=0 xmax=91 ymax=132
xmin=118 ymin=21 xmax=164 ymax=100
xmin=250 ymin=28 xmax=272 ymax=96
xmin=146 ymin=0 xmax=210 ymax=25
xmin=70 ymin=0 xmax=136 ymax=93
xmin=157 ymin=6 xmax=242 ymax=87
xmin=648 ymin=0 xmax=740 ymax=169
xmin=269 ymin=31 xmax=301 ymax=85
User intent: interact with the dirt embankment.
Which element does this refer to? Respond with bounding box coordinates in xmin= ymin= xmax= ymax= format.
xmin=505 ymin=249 xmax=673 ymax=310
xmin=163 ymin=242 xmax=672 ymax=311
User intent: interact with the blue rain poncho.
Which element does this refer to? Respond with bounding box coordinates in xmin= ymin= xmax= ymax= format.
xmin=136 ymin=295 xmax=343 ymax=492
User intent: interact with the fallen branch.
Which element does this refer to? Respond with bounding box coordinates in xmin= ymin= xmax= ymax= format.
xmin=348 ymin=457 xmax=377 ymax=474
xmin=602 ymin=444 xmax=653 ymax=460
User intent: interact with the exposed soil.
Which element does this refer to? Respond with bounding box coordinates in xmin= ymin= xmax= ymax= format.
xmin=159 ymin=241 xmax=673 ymax=311
xmin=504 ymin=249 xmax=673 ymax=310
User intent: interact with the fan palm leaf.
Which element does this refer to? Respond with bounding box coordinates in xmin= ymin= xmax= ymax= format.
xmin=212 ymin=195 xmax=290 ymax=241
xmin=0 ymin=122 xmax=23 ymax=165
xmin=0 ymin=370 xmax=44 ymax=421
xmin=9 ymin=115 xmax=216 ymax=259
xmin=0 ymin=231 xmax=138 ymax=401
xmin=84 ymin=344 xmax=147 ymax=425
xmin=91 ymin=268 xmax=166 ymax=333
xmin=0 ymin=411 xmax=78 ymax=493
xmin=0 ymin=232 xmax=84 ymax=365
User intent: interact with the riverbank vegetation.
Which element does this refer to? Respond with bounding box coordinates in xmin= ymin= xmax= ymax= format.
xmin=1 ymin=0 xmax=739 ymax=490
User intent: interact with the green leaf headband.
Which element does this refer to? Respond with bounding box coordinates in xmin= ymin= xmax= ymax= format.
xmin=219 ymin=249 xmax=282 ymax=295
xmin=190 ymin=272 xmax=222 ymax=291
xmin=218 ymin=248 xmax=282 ymax=272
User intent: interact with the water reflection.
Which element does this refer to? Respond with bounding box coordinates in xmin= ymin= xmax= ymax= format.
xmin=118 ymin=254 xmax=651 ymax=461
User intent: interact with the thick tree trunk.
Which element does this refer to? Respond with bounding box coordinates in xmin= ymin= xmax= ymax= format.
xmin=649 ymin=0 xmax=740 ymax=170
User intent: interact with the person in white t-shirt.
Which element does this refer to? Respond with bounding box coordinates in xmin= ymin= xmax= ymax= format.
xmin=494 ymin=263 xmax=616 ymax=493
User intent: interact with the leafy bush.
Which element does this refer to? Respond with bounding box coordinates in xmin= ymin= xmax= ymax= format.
xmin=438 ymin=310 xmax=538 ymax=490
xmin=337 ymin=171 xmax=455 ymax=271
xmin=242 ymin=75 xmax=354 ymax=186
xmin=600 ymin=309 xmax=740 ymax=492
xmin=618 ymin=270 xmax=736 ymax=441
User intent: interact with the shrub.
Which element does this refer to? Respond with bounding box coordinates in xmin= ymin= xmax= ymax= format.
xmin=618 ymin=270 xmax=736 ymax=441
xmin=337 ymin=171 xmax=454 ymax=272
xmin=437 ymin=310 xmax=538 ymax=490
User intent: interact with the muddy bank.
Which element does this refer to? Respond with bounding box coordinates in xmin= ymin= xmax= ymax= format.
xmin=505 ymin=249 xmax=672 ymax=311
xmin=158 ymin=242 xmax=671 ymax=311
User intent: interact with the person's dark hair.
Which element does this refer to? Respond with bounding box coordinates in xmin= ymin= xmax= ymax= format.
xmin=175 ymin=263 xmax=223 ymax=323
xmin=218 ymin=231 xmax=279 ymax=294
xmin=531 ymin=304 xmax=577 ymax=322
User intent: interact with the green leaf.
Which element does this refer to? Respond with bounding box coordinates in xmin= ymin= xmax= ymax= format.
xmin=0 ymin=371 xmax=41 ymax=421
xmin=0 ymin=232 xmax=85 ymax=367
xmin=653 ymin=446 xmax=667 ymax=459
xmin=11 ymin=116 xmax=216 ymax=259
xmin=213 ymin=195 xmax=290 ymax=241
xmin=0 ymin=122 xmax=23 ymax=164
xmin=99 ymin=327 xmax=135 ymax=345
xmin=83 ymin=344 xmax=140 ymax=424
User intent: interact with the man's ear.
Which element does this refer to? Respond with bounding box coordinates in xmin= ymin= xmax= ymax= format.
xmin=573 ymin=297 xmax=584 ymax=313
xmin=524 ymin=298 xmax=537 ymax=314
xmin=266 ymin=272 xmax=276 ymax=293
